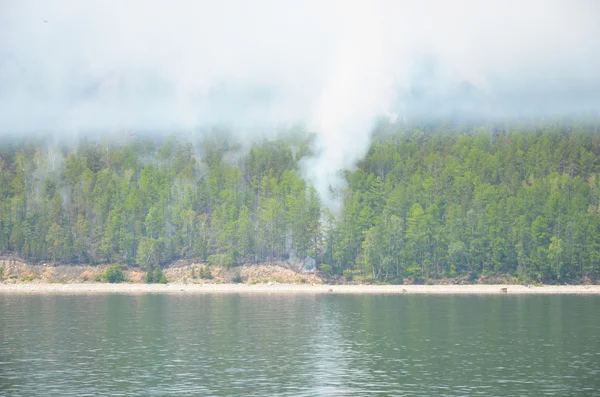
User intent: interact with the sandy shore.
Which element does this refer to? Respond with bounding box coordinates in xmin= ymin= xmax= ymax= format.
xmin=0 ymin=283 xmax=599 ymax=295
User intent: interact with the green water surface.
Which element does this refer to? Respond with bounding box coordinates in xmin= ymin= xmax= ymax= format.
xmin=0 ymin=294 xmax=598 ymax=396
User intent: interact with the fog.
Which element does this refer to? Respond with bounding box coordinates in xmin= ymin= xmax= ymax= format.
xmin=1 ymin=0 xmax=599 ymax=206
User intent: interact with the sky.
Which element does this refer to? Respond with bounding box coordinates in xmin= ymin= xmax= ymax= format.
xmin=1 ymin=0 xmax=599 ymax=206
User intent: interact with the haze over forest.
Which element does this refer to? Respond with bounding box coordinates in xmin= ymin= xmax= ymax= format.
xmin=1 ymin=1 xmax=600 ymax=283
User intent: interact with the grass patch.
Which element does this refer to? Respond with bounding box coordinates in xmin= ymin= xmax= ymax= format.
xmin=353 ymin=274 xmax=375 ymax=284
xmin=21 ymin=275 xmax=36 ymax=282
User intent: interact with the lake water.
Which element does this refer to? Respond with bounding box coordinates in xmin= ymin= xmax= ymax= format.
xmin=1 ymin=294 xmax=599 ymax=396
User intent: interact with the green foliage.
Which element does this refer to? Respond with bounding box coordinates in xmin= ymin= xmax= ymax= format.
xmin=207 ymin=254 xmax=235 ymax=269
xmin=198 ymin=265 xmax=213 ymax=279
xmin=146 ymin=267 xmax=167 ymax=284
xmin=231 ymin=272 xmax=243 ymax=284
xmin=320 ymin=264 xmax=332 ymax=276
xmin=101 ymin=265 xmax=126 ymax=283
xmin=0 ymin=265 xmax=3 ymax=279
xmin=21 ymin=275 xmax=35 ymax=282
xmin=1 ymin=123 xmax=600 ymax=284
xmin=343 ymin=269 xmax=353 ymax=281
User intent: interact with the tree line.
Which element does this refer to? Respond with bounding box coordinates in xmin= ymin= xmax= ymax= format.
xmin=1 ymin=120 xmax=599 ymax=283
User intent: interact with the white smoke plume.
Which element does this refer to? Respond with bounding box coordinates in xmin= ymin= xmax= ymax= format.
xmin=1 ymin=0 xmax=599 ymax=208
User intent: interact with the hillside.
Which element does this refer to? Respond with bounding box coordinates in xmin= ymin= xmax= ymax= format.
xmin=1 ymin=120 xmax=600 ymax=284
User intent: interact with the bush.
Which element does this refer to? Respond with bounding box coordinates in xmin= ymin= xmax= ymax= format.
xmin=406 ymin=266 xmax=421 ymax=277
xmin=320 ymin=264 xmax=332 ymax=276
xmin=343 ymin=269 xmax=353 ymax=281
xmin=21 ymin=275 xmax=35 ymax=282
xmin=146 ymin=267 xmax=167 ymax=284
xmin=207 ymin=254 xmax=235 ymax=269
xmin=231 ymin=273 xmax=243 ymax=284
xmin=517 ymin=273 xmax=533 ymax=285
xmin=199 ymin=265 xmax=213 ymax=279
xmin=406 ymin=266 xmax=426 ymax=284
xmin=0 ymin=265 xmax=3 ymax=279
xmin=389 ymin=276 xmax=404 ymax=285
xmin=93 ymin=274 xmax=102 ymax=282
xmin=468 ymin=272 xmax=480 ymax=283
xmin=101 ymin=265 xmax=126 ymax=283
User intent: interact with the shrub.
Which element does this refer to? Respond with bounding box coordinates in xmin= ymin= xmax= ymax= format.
xmin=93 ymin=274 xmax=102 ymax=282
xmin=145 ymin=271 xmax=153 ymax=283
xmin=389 ymin=276 xmax=404 ymax=285
xmin=0 ymin=265 xmax=3 ymax=279
xmin=231 ymin=273 xmax=243 ymax=284
xmin=342 ymin=269 xmax=353 ymax=281
xmin=517 ymin=273 xmax=533 ymax=285
xmin=101 ymin=266 xmax=126 ymax=283
xmin=468 ymin=272 xmax=480 ymax=283
xmin=207 ymin=254 xmax=235 ymax=269
xmin=21 ymin=275 xmax=36 ymax=282
xmin=406 ymin=266 xmax=421 ymax=278
xmin=199 ymin=265 xmax=213 ymax=279
xmin=320 ymin=264 xmax=332 ymax=276
xmin=146 ymin=267 xmax=167 ymax=284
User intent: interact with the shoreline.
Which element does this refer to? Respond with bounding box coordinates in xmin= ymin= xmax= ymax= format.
xmin=1 ymin=283 xmax=599 ymax=295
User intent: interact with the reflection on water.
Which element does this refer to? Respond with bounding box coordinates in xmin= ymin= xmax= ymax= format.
xmin=0 ymin=294 xmax=599 ymax=396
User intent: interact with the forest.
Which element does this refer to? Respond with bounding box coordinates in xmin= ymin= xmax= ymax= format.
xmin=1 ymin=119 xmax=600 ymax=284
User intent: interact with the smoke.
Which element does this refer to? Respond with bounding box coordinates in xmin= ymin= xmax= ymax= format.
xmin=1 ymin=0 xmax=599 ymax=208
xmin=301 ymin=1 xmax=391 ymax=211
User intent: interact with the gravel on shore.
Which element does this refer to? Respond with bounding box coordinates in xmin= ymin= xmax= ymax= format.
xmin=0 ymin=283 xmax=599 ymax=295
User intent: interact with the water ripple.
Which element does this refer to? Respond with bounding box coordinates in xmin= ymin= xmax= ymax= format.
xmin=0 ymin=295 xmax=599 ymax=396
